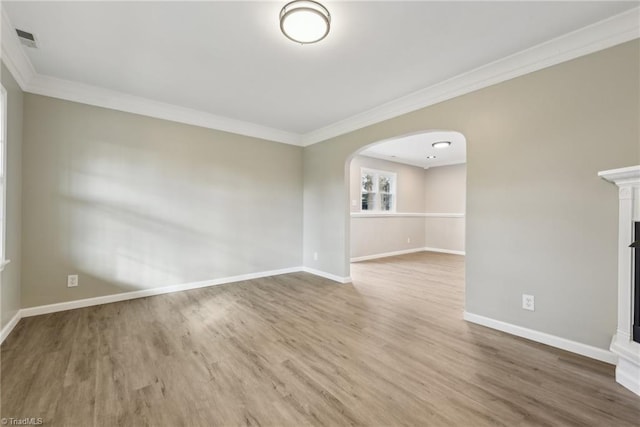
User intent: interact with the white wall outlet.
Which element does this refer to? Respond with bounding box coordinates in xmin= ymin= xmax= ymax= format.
xmin=407 ymin=237 xmax=411 ymax=243
xmin=67 ymin=274 xmax=79 ymax=288
xmin=313 ymin=252 xmax=318 ymax=261
xmin=522 ymin=294 xmax=535 ymax=311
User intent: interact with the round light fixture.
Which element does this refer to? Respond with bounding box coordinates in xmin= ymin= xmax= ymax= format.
xmin=432 ymin=141 xmax=451 ymax=149
xmin=426 ymin=155 xmax=437 ymax=159
xmin=280 ymin=0 xmax=331 ymax=44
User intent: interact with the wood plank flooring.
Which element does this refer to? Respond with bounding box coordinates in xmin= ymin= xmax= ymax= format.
xmin=1 ymin=252 xmax=639 ymax=426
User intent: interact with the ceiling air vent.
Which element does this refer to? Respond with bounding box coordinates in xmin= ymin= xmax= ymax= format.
xmin=15 ymin=28 xmax=38 ymax=48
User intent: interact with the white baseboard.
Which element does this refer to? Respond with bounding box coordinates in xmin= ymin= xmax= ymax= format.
xmin=616 ymin=358 xmax=640 ymax=396
xmin=301 ymin=267 xmax=352 ymax=284
xmin=350 ymin=212 xmax=464 ymax=218
xmin=21 ymin=266 xmax=302 ymax=318
xmin=2 ymin=265 xmax=351 ymax=343
xmin=0 ymin=310 xmax=21 ymax=344
xmin=610 ymin=333 xmax=640 ymax=396
xmin=423 ymin=247 xmax=466 ymax=256
xmin=351 ymin=247 xmax=426 ymax=262
xmin=463 ymin=311 xmax=616 ymax=365
xmin=351 ymin=247 xmax=465 ymax=262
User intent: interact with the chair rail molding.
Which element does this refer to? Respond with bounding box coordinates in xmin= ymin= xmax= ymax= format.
xmin=599 ymin=165 xmax=640 ymax=396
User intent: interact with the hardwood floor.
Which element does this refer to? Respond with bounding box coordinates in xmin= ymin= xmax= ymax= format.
xmin=1 ymin=252 xmax=639 ymax=426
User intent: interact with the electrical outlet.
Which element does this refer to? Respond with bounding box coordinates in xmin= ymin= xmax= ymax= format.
xmin=407 ymin=237 xmax=411 ymax=243
xmin=313 ymin=252 xmax=318 ymax=261
xmin=522 ymin=294 xmax=534 ymax=311
xmin=67 ymin=274 xmax=78 ymax=288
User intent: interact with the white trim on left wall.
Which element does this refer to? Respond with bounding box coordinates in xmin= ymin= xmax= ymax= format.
xmin=20 ymin=267 xmax=301 ymax=318
xmin=0 ymin=266 xmax=351 ymax=344
xmin=26 ymin=74 xmax=303 ymax=146
xmin=0 ymin=11 xmax=301 ymax=147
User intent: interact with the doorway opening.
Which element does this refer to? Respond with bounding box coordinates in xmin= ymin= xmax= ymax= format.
xmin=345 ymin=130 xmax=467 ymax=270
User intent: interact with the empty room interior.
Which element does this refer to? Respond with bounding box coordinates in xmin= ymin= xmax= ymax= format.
xmin=1 ymin=1 xmax=640 ymax=425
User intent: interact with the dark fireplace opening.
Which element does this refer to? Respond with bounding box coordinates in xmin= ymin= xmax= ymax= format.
xmin=634 ymin=222 xmax=640 ymax=343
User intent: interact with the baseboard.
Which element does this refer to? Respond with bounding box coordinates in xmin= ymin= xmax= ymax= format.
xmin=423 ymin=247 xmax=466 ymax=256
xmin=351 ymin=247 xmax=465 ymax=262
xmin=301 ymin=267 xmax=352 ymax=284
xmin=0 ymin=310 xmax=22 ymax=344
xmin=463 ymin=311 xmax=616 ymax=365
xmin=350 ymin=212 xmax=464 ymax=218
xmin=351 ymin=247 xmax=426 ymax=262
xmin=15 ymin=265 xmax=352 ymax=324
xmin=20 ymin=266 xmax=303 ymax=318
xmin=1 ymin=266 xmax=351 ymax=343
xmin=616 ymin=358 xmax=640 ymax=396
xmin=610 ymin=333 xmax=640 ymax=396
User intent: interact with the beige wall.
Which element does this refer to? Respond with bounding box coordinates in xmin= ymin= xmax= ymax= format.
xmin=424 ymin=164 xmax=466 ymax=212
xmin=351 ymin=216 xmax=426 ymax=259
xmin=424 ymin=217 xmax=465 ymax=253
xmin=303 ymin=40 xmax=639 ymax=350
xmin=21 ymin=94 xmax=303 ymax=307
xmin=424 ymin=164 xmax=466 ymax=252
xmin=1 ymin=63 xmax=23 ymax=330
xmin=349 ymin=155 xmax=427 ymax=258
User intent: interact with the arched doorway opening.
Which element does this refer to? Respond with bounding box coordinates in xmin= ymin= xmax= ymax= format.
xmin=344 ymin=130 xmax=467 ymax=278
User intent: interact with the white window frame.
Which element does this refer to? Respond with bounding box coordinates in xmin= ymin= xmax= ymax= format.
xmin=0 ymin=84 xmax=8 ymax=272
xmin=360 ymin=167 xmax=397 ymax=212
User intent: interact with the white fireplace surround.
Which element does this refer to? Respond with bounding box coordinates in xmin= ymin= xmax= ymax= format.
xmin=599 ymin=165 xmax=640 ymax=396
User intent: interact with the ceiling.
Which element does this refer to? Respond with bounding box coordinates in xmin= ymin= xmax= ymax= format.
xmin=360 ymin=131 xmax=466 ymax=169
xmin=2 ymin=1 xmax=639 ymax=143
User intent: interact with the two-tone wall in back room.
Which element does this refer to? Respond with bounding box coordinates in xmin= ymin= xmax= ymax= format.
xmin=349 ymin=155 xmax=466 ymax=260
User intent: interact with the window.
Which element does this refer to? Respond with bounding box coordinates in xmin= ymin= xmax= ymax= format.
xmin=361 ymin=168 xmax=397 ymax=212
xmin=0 ymin=85 xmax=6 ymax=266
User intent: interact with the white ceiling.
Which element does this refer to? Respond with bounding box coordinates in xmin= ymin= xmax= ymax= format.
xmin=360 ymin=131 xmax=466 ymax=169
xmin=3 ymin=1 xmax=639 ymax=141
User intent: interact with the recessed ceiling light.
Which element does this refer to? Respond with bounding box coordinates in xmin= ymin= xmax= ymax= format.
xmin=426 ymin=155 xmax=436 ymax=159
xmin=280 ymin=0 xmax=331 ymax=44
xmin=432 ymin=141 xmax=451 ymax=149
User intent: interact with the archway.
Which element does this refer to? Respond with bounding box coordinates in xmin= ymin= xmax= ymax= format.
xmin=344 ymin=130 xmax=467 ymax=278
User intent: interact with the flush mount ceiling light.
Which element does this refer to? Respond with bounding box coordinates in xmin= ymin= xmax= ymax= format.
xmin=280 ymin=0 xmax=331 ymax=44
xmin=432 ymin=141 xmax=452 ymax=149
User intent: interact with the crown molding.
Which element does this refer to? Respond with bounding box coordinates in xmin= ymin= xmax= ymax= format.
xmin=26 ymin=74 xmax=302 ymax=145
xmin=0 ymin=8 xmax=36 ymax=90
xmin=0 ymin=9 xmax=301 ymax=146
xmin=300 ymin=7 xmax=640 ymax=146
xmin=1 ymin=6 xmax=638 ymax=147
